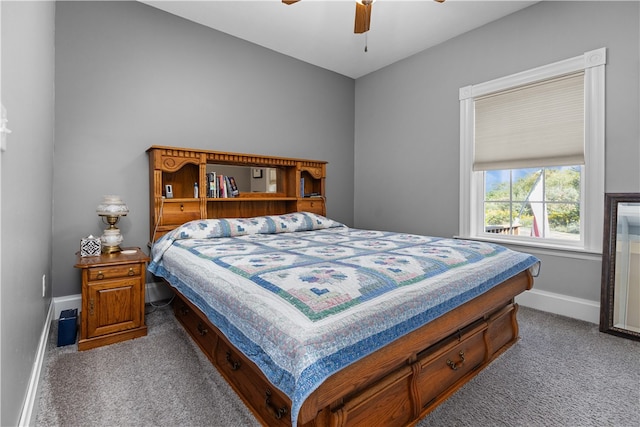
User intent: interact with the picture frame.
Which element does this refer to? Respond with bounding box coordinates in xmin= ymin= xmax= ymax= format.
xmin=252 ymin=168 xmax=263 ymax=178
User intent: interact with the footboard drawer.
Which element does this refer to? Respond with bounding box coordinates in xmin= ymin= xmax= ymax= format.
xmin=215 ymin=339 xmax=291 ymax=427
xmin=173 ymin=297 xmax=217 ymax=357
xmin=485 ymin=303 xmax=518 ymax=356
xmin=331 ymin=365 xmax=414 ymax=427
xmin=416 ymin=321 xmax=487 ymax=409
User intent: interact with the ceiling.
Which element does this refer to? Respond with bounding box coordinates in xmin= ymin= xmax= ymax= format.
xmin=140 ymin=0 xmax=537 ymax=79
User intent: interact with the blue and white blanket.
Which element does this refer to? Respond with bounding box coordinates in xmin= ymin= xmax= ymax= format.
xmin=148 ymin=212 xmax=538 ymax=425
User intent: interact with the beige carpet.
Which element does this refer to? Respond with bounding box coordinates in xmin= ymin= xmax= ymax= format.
xmin=36 ymin=305 xmax=640 ymax=426
xmin=36 ymin=305 xmax=259 ymax=426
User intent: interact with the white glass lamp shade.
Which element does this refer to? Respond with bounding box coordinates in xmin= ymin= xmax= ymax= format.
xmin=96 ymin=195 xmax=129 ymax=216
xmin=96 ymin=195 xmax=129 ymax=253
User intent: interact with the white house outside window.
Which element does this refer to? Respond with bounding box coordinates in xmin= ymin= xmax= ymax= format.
xmin=459 ymin=48 xmax=606 ymax=253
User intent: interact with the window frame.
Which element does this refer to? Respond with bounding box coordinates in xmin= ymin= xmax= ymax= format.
xmin=459 ymin=48 xmax=605 ymax=253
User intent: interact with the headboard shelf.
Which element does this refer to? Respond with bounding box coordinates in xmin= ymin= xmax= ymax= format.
xmin=207 ymin=196 xmax=295 ymax=201
xmin=147 ymin=145 xmax=326 ymax=241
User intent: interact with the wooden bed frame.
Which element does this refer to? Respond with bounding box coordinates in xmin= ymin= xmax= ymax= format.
xmin=148 ymin=146 xmax=535 ymax=426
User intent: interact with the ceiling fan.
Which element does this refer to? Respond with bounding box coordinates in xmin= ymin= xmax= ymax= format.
xmin=283 ymin=0 xmax=445 ymax=34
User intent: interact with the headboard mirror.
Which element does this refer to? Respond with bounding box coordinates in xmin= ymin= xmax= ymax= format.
xmin=600 ymin=193 xmax=640 ymax=341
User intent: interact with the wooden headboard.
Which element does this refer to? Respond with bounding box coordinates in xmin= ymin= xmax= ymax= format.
xmin=147 ymin=145 xmax=327 ymax=241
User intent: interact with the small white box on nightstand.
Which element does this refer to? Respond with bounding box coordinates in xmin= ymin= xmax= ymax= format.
xmin=80 ymin=235 xmax=101 ymax=257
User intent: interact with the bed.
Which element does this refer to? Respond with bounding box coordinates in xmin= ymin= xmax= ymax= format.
xmin=148 ymin=211 xmax=539 ymax=427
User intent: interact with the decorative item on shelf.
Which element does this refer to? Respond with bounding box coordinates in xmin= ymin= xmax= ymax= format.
xmin=207 ymin=172 xmax=217 ymax=198
xmin=96 ymin=195 xmax=129 ymax=254
xmin=80 ymin=235 xmax=101 ymax=257
xmin=228 ymin=176 xmax=239 ymax=197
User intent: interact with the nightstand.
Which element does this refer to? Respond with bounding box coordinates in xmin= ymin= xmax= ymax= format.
xmin=74 ymin=247 xmax=149 ymax=351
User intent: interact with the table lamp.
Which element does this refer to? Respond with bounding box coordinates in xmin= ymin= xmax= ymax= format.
xmin=96 ymin=195 xmax=129 ymax=253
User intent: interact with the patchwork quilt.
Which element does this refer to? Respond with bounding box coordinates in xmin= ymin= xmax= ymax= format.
xmin=149 ymin=212 xmax=539 ymax=425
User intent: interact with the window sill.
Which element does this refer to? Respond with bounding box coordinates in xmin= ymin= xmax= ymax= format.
xmin=454 ymin=234 xmax=602 ymax=261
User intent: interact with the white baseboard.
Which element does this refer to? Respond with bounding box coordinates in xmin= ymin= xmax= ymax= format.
xmin=51 ymin=293 xmax=82 ymax=319
xmin=18 ymin=301 xmax=54 ymax=427
xmin=52 ymin=281 xmax=174 ymax=319
xmin=516 ymin=288 xmax=600 ymax=324
xmin=23 ymin=284 xmax=595 ymax=426
xmin=52 ymin=284 xmax=598 ymax=323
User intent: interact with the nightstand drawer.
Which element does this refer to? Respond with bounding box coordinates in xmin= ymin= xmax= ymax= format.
xmin=88 ymin=264 xmax=142 ymax=281
xmin=161 ymin=201 xmax=200 ymax=226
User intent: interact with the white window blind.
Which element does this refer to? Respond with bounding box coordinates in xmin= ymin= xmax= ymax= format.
xmin=473 ymin=72 xmax=585 ymax=171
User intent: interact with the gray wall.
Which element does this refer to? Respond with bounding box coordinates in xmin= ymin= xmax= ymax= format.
xmin=354 ymin=1 xmax=640 ymax=303
xmin=53 ymin=1 xmax=355 ymax=297
xmin=3 ymin=1 xmax=637 ymax=423
xmin=0 ymin=1 xmax=55 ymax=425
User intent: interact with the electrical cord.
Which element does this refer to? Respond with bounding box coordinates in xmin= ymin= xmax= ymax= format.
xmin=145 ymin=196 xmax=176 ymax=313
xmin=151 ymin=196 xmax=165 ymax=247
xmin=145 ymin=295 xmax=175 ymax=314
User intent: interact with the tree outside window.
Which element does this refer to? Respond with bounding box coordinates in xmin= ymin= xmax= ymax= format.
xmin=484 ymin=166 xmax=581 ymax=241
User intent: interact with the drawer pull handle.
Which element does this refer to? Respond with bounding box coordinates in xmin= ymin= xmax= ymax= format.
xmin=446 ymin=351 xmax=465 ymax=371
xmin=179 ymin=305 xmax=190 ymax=316
xmin=128 ymin=267 xmax=134 ymax=276
xmin=180 ymin=204 xmax=184 ymax=211
xmin=225 ymin=351 xmax=241 ymax=370
xmin=265 ymin=389 xmax=287 ymax=420
xmin=197 ymin=322 xmax=208 ymax=336
xmin=97 ymin=271 xmax=104 ymax=280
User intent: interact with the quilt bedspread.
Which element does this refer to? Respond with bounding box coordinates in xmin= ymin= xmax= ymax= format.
xmin=148 ymin=212 xmax=539 ymax=425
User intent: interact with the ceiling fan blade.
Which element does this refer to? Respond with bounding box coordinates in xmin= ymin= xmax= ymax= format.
xmin=354 ymin=1 xmax=372 ymax=34
xmin=282 ymin=0 xmax=299 ymax=4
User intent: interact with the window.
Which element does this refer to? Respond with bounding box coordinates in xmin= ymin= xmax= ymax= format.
xmin=459 ymin=48 xmax=605 ymax=252
xmin=484 ymin=166 xmax=581 ymax=241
